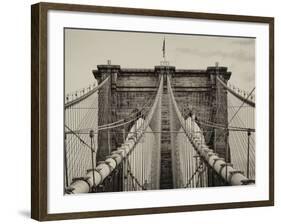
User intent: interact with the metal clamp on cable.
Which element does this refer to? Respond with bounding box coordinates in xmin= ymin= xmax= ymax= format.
xmin=212 ymin=157 xmax=225 ymax=167
xmin=110 ymin=153 xmax=121 ymax=160
xmin=241 ymin=179 xmax=255 ymax=185
xmin=96 ymin=161 xmax=112 ymax=183
xmin=71 ymin=176 xmax=91 ymax=192
xmin=86 ymin=168 xmax=102 ymax=187
xmin=219 ymin=163 xmax=232 ymax=177
xmin=228 ymin=170 xmax=244 ymax=183
xmin=110 ymin=150 xmax=119 ymax=155
xmin=86 ymin=167 xmax=98 ymax=177
xmin=202 ymin=147 xmax=210 ymax=153
xmin=86 ymin=168 xmax=94 ymax=173
xmin=65 ymin=186 xmax=75 ymax=194
xmin=207 ymin=151 xmax=215 ymax=157
xmin=97 ymin=161 xmax=106 ymax=166
xmin=95 ymin=162 xmax=107 ymax=180
xmin=103 ymin=172 xmax=113 ymax=183
xmin=96 ymin=184 xmax=105 ymax=192
xmin=114 ymin=150 xmax=125 ymax=160
xmin=104 ymin=159 xmax=115 ymax=172
xmin=127 ymin=135 xmax=136 ymax=142
xmin=107 ymin=155 xmax=118 ymax=169
xmin=123 ymin=142 xmax=131 ymax=147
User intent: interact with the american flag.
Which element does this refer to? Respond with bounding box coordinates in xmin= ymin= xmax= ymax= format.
xmin=162 ymin=37 xmax=166 ymax=59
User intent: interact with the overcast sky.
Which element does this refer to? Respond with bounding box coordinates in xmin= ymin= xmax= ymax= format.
xmin=65 ymin=28 xmax=255 ymax=94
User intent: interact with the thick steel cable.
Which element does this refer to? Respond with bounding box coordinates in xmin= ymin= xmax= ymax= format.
xmin=216 ymin=76 xmax=255 ymax=108
xmin=65 ymin=77 xmax=109 ymax=109
xmin=167 ymin=76 xmax=253 ymax=185
xmin=65 ymin=76 xmax=163 ymax=193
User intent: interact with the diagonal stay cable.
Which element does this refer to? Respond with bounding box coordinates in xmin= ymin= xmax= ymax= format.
xmin=214 ymin=88 xmax=255 ymax=142
xmin=127 ymin=159 xmax=144 ymax=190
xmin=196 ymin=162 xmax=207 ymax=187
xmin=98 ymin=76 xmax=160 ymax=129
xmin=66 ymin=111 xmax=145 ymax=135
xmin=228 ymin=87 xmax=255 ymax=125
xmin=197 ymin=119 xmax=255 ymax=132
xmin=98 ymin=97 xmax=154 ymax=128
xmin=126 ymin=159 xmax=136 ymax=191
xmin=65 ymin=125 xmax=94 ymax=152
xmin=185 ymin=163 xmax=203 ymax=188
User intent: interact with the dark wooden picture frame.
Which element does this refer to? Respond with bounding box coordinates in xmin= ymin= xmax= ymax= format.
xmin=31 ymin=2 xmax=274 ymax=221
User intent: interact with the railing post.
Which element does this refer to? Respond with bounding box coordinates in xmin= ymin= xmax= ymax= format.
xmin=126 ymin=157 xmax=129 ymax=191
xmin=199 ymin=160 xmax=204 ymax=187
xmin=214 ymin=128 xmax=216 ymax=153
xmin=225 ymin=129 xmax=229 ymax=183
xmin=191 ymin=113 xmax=195 ymax=137
xmin=64 ymin=133 xmax=69 ymax=189
xmin=123 ymin=157 xmax=127 ymax=191
xmin=199 ymin=131 xmax=203 ymax=187
xmin=122 ymin=124 xmax=126 ymax=142
xmin=247 ymin=129 xmax=251 ymax=178
xmin=107 ymin=130 xmax=111 ymax=154
xmin=90 ymin=129 xmax=96 ymax=192
xmin=193 ymin=154 xmax=199 ymax=187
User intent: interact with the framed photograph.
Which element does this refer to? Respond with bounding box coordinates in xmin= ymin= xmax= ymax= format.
xmin=31 ymin=2 xmax=274 ymax=221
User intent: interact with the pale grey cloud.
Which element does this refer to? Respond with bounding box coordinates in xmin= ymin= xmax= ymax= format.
xmin=176 ymin=48 xmax=254 ymax=62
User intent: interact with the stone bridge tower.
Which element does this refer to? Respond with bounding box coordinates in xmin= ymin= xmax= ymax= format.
xmin=93 ymin=63 xmax=231 ymax=189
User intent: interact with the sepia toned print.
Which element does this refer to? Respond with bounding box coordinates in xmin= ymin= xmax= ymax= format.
xmin=64 ymin=28 xmax=255 ymax=194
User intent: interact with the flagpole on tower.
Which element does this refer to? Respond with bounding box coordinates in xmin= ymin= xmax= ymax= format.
xmin=162 ymin=37 xmax=166 ymax=61
xmin=161 ymin=37 xmax=169 ymax=66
